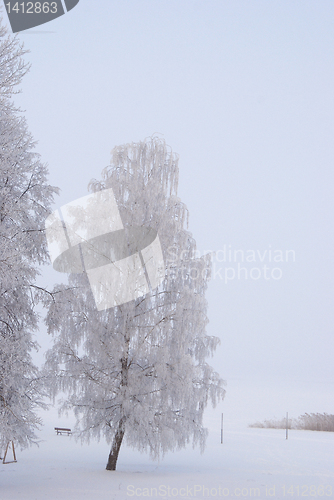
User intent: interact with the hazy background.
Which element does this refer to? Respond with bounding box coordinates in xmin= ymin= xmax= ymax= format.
xmin=7 ymin=0 xmax=334 ymax=424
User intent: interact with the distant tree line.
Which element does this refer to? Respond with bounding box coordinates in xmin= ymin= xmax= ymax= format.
xmin=250 ymin=413 xmax=334 ymax=432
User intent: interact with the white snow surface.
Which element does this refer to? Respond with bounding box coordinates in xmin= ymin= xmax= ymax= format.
xmin=1 ymin=379 xmax=333 ymax=499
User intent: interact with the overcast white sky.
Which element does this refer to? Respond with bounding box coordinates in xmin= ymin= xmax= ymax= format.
xmin=7 ymin=0 xmax=334 ymax=418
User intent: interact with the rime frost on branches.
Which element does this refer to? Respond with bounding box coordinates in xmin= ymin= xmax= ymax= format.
xmin=45 ymin=138 xmax=225 ymax=470
xmin=0 ymin=18 xmax=58 ymax=450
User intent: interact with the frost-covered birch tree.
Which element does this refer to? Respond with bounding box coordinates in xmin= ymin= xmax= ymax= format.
xmin=0 ymin=17 xmax=58 ymax=451
xmin=45 ymin=137 xmax=225 ymax=470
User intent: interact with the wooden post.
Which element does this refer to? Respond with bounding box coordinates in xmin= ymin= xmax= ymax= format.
xmin=221 ymin=413 xmax=223 ymax=444
xmin=3 ymin=441 xmax=17 ymax=464
xmin=286 ymin=412 xmax=288 ymax=440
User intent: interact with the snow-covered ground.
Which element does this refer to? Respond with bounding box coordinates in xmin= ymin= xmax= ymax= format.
xmin=2 ymin=379 xmax=334 ymax=499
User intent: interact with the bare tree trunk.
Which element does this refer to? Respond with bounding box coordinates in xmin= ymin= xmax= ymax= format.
xmin=106 ymin=418 xmax=125 ymax=470
xmin=106 ymin=334 xmax=129 ymax=471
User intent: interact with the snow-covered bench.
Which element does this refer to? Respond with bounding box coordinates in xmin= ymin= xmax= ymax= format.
xmin=54 ymin=427 xmax=72 ymax=436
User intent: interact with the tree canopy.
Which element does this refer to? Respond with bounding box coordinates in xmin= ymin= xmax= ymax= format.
xmin=0 ymin=19 xmax=58 ymax=451
xmin=45 ymin=137 xmax=225 ymax=470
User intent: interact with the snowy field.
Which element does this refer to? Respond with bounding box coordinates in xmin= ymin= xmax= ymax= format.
xmin=1 ymin=379 xmax=333 ymax=500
